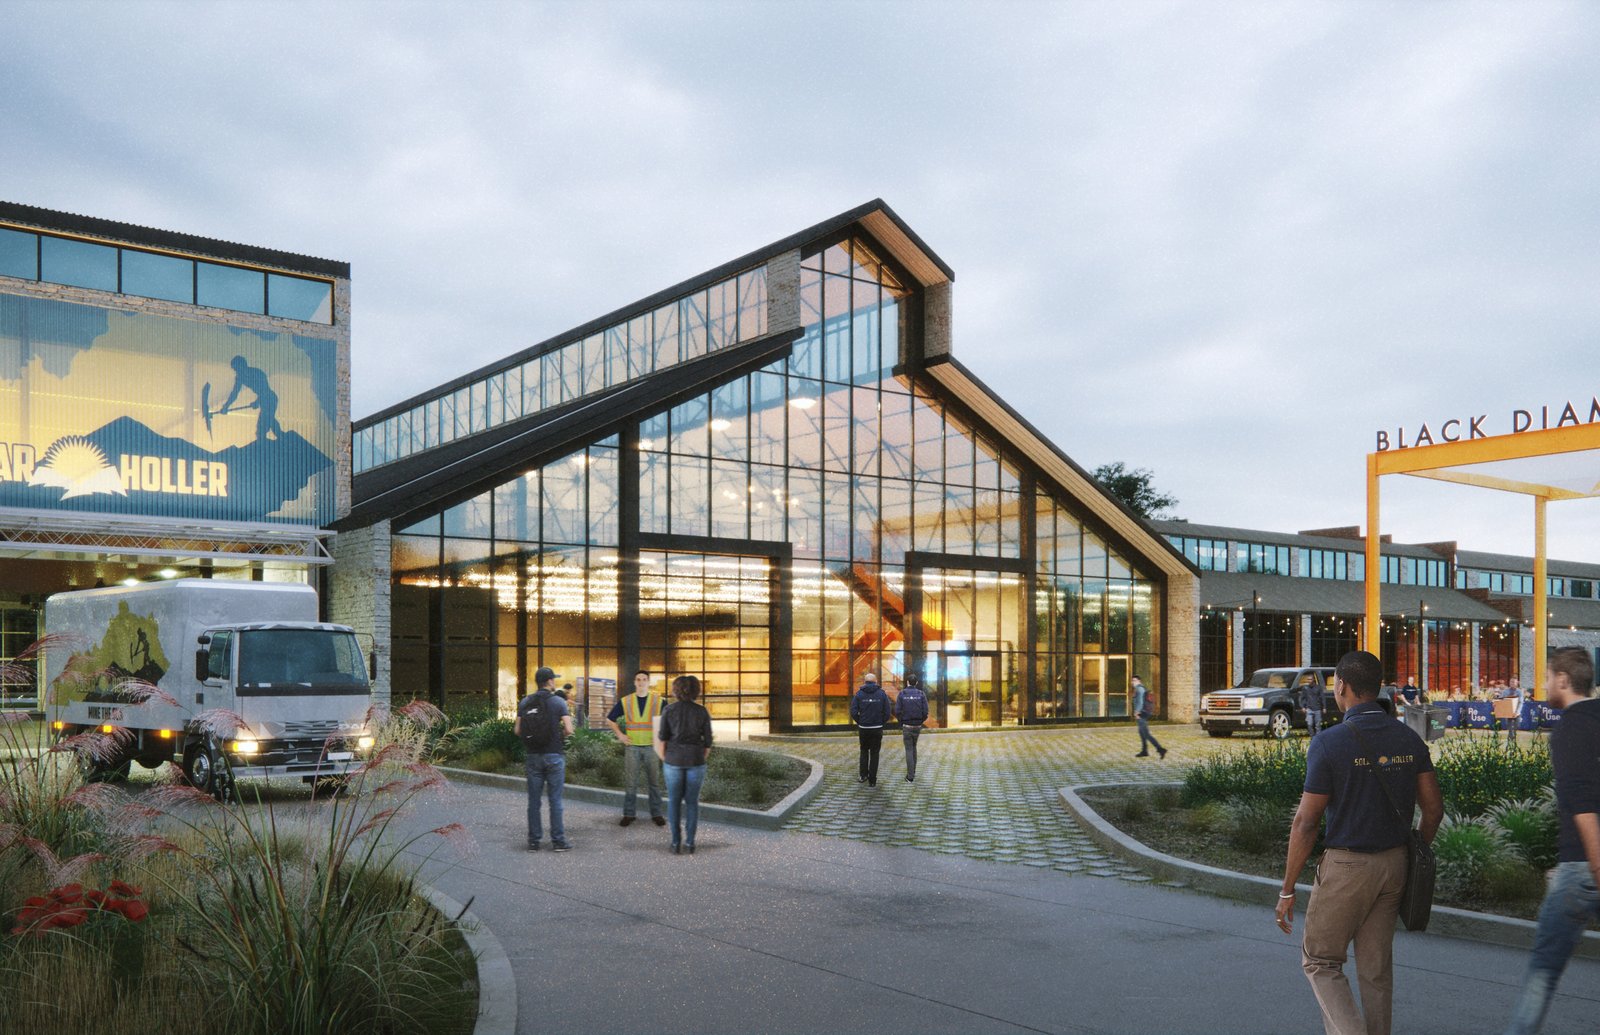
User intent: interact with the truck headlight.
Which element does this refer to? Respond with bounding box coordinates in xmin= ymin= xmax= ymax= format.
xmin=1242 ymin=697 xmax=1265 ymax=711
xmin=357 ymin=735 xmax=375 ymax=750
xmin=232 ymin=739 xmax=259 ymax=755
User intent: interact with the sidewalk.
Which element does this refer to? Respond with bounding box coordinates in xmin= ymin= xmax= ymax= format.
xmin=401 ymin=772 xmax=1600 ymax=1035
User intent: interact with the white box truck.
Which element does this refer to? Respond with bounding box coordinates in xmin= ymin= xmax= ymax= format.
xmin=45 ymin=579 xmax=375 ymax=796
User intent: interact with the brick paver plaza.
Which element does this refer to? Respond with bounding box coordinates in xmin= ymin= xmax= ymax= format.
xmin=771 ymin=723 xmax=1236 ymax=877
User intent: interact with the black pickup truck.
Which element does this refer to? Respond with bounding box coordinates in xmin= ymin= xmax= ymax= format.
xmin=1198 ymin=666 xmax=1396 ymax=740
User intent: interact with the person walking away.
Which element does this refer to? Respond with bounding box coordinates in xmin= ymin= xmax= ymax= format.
xmin=1132 ymin=675 xmax=1166 ymax=759
xmin=1301 ymin=672 xmax=1325 ymax=739
xmin=895 ymin=673 xmax=930 ymax=782
xmin=1500 ymin=676 xmax=1526 ymax=748
xmin=851 ymin=673 xmax=891 ymax=786
xmin=1275 ymin=650 xmax=1443 ymax=1035
xmin=657 ymin=674 xmax=713 ymax=855
xmin=516 ymin=666 xmax=575 ymax=852
xmin=607 ymin=669 xmax=666 ymax=828
xmin=1502 ymin=648 xmax=1600 ymax=1034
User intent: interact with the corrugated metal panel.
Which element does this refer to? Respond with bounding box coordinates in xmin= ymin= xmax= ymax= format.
xmin=0 ymin=291 xmax=337 ymax=527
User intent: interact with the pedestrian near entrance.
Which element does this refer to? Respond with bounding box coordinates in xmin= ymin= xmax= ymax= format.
xmin=1502 ymin=648 xmax=1600 ymax=1035
xmin=1276 ymin=650 xmax=1443 ymax=1035
xmin=1132 ymin=676 xmax=1166 ymax=760
xmin=1301 ymin=672 xmax=1325 ymax=738
xmin=657 ymin=674 xmax=713 ymax=855
xmin=516 ymin=666 xmax=575 ymax=852
xmin=851 ymin=673 xmax=891 ymax=786
xmin=607 ymin=670 xmax=666 ymax=828
xmin=1500 ymin=676 xmax=1526 ymax=747
xmin=894 ymin=673 xmax=930 ymax=782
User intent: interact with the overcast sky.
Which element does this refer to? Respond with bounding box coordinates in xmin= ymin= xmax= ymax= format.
xmin=6 ymin=0 xmax=1599 ymax=559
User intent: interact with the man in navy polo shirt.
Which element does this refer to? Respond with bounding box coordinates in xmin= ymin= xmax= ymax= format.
xmin=1502 ymin=647 xmax=1600 ymax=1034
xmin=1275 ymin=650 xmax=1443 ymax=1035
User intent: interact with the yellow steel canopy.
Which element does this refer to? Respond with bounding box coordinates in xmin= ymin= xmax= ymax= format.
xmin=1365 ymin=422 xmax=1600 ymax=698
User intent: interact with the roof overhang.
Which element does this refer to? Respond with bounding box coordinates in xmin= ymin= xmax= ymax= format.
xmin=923 ymin=358 xmax=1197 ymax=580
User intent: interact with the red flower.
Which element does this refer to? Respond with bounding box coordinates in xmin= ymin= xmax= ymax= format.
xmin=110 ymin=899 xmax=149 ymax=923
xmin=108 ymin=879 xmax=142 ymax=898
xmin=52 ymin=884 xmax=84 ymax=905
xmin=47 ymin=907 xmax=88 ymax=928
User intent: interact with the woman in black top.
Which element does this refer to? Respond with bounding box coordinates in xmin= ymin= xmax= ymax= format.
xmin=656 ymin=674 xmax=713 ymax=854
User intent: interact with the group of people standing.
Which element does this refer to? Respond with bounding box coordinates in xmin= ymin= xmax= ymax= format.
xmin=1274 ymin=649 xmax=1600 ymax=1035
xmin=515 ymin=667 xmax=714 ymax=855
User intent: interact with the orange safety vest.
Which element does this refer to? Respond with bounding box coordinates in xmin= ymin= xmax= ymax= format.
xmin=622 ymin=693 xmax=662 ymax=747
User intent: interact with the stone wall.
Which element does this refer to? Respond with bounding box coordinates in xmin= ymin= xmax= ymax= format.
xmin=1165 ymin=573 xmax=1201 ymax=722
xmin=327 ymin=520 xmax=392 ymax=704
xmin=766 ymin=248 xmax=800 ymax=336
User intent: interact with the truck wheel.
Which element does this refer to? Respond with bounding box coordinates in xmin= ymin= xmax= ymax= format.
xmin=182 ymin=738 xmax=234 ymax=801
xmin=1206 ymin=729 xmax=1233 ymax=738
xmin=79 ymin=756 xmax=132 ymax=783
xmin=1265 ymin=709 xmax=1293 ymax=740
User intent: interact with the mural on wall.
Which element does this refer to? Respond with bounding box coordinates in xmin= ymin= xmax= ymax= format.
xmin=0 ymin=292 xmax=337 ymax=525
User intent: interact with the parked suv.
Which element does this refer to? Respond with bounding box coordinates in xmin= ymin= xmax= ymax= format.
xmin=1202 ymin=667 xmax=1335 ymax=740
xmin=1201 ymin=666 xmax=1398 ymax=739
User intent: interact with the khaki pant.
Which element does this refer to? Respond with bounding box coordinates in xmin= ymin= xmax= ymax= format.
xmin=1302 ymin=846 xmax=1407 ymax=1035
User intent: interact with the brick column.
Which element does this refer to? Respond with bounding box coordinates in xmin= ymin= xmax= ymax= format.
xmin=1232 ymin=611 xmax=1246 ymax=685
xmin=1165 ymin=573 xmax=1200 ymax=722
xmin=1300 ymin=614 xmax=1312 ymax=666
xmin=328 ymin=520 xmax=392 ymax=705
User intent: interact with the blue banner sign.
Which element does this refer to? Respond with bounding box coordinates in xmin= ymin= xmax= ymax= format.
xmin=0 ymin=292 xmax=337 ymax=525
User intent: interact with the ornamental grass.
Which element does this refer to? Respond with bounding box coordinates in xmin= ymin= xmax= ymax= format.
xmin=0 ymin=694 xmax=476 ymax=1035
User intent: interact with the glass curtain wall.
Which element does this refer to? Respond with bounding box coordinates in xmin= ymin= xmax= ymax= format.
xmin=388 ymin=235 xmax=1166 ymax=730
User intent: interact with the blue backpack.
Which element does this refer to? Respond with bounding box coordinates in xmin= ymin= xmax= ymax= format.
xmin=897 ymin=686 xmax=929 ymax=725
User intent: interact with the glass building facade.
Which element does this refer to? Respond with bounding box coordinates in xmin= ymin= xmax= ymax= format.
xmin=382 ymin=234 xmax=1167 ymax=734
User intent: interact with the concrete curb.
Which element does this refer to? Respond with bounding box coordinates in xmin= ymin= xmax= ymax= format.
xmin=440 ymin=749 xmax=824 ymax=831
xmin=1060 ymin=782 xmax=1600 ymax=960
xmin=416 ymin=882 xmax=518 ymax=1035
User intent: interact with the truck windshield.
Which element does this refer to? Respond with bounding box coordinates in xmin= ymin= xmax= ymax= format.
xmin=237 ymin=630 xmax=368 ymax=687
xmin=1247 ymin=671 xmax=1296 ymax=689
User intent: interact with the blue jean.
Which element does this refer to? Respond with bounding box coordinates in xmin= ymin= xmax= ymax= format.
xmin=663 ymin=762 xmax=706 ymax=847
xmin=1504 ymin=862 xmax=1600 ymax=1034
xmin=1306 ymin=709 xmax=1323 ymax=737
xmin=525 ymin=752 xmax=566 ymax=845
xmin=1136 ymin=716 xmax=1164 ymax=754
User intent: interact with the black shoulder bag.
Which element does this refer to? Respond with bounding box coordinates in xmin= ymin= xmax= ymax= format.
xmin=1348 ymin=722 xmax=1436 ymax=931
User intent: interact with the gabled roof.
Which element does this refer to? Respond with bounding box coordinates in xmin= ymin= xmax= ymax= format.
xmin=1193 ymin=571 xmax=1513 ymax=624
xmin=923 ymin=356 xmax=1196 ymax=579
xmin=356 ymin=199 xmax=951 ymax=430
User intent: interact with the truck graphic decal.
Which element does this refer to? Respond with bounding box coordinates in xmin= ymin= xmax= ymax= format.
xmin=50 ymin=602 xmax=169 ymax=706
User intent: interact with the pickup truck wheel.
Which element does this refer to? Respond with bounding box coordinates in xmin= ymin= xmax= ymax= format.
xmin=1265 ymin=708 xmax=1293 ymax=740
xmin=1206 ymin=729 xmax=1233 ymax=738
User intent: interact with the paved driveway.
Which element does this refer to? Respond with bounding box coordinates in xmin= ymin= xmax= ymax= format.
xmin=771 ymin=724 xmax=1240 ymax=878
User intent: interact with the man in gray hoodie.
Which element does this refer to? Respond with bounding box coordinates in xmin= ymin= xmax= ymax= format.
xmin=850 ymin=673 xmax=892 ymax=787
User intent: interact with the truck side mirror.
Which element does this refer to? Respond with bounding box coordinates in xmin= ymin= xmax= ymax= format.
xmin=369 ymin=650 xmax=378 ymax=682
xmin=195 ymin=649 xmax=209 ymax=683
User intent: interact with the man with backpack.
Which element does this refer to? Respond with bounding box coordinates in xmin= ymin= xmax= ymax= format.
xmin=516 ymin=666 xmax=575 ymax=852
xmin=1132 ymin=675 xmax=1167 ymax=760
xmin=850 ymin=672 xmax=892 ymax=787
xmin=894 ymin=673 xmax=930 ymax=782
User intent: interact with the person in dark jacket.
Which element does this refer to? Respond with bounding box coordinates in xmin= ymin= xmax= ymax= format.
xmin=1503 ymin=648 xmax=1600 ymax=1034
xmin=656 ymin=674 xmax=713 ymax=855
xmin=1299 ymin=671 xmax=1325 ymax=738
xmin=850 ymin=673 xmax=892 ymax=786
xmin=894 ymin=673 xmax=930 ymax=782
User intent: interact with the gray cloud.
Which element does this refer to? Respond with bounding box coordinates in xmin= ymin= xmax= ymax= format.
xmin=4 ymin=0 xmax=1598 ymax=556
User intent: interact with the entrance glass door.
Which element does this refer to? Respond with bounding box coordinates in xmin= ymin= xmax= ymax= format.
xmin=940 ymin=651 xmax=1000 ymax=728
xmin=1076 ymin=656 xmax=1131 ymax=718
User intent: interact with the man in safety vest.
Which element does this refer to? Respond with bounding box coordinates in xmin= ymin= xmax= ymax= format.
xmin=607 ymin=670 xmax=667 ymax=827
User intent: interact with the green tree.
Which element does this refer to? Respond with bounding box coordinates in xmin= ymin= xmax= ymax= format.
xmin=1092 ymin=462 xmax=1178 ymax=519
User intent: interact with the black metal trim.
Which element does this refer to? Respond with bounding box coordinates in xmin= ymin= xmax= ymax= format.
xmin=636 ymin=533 xmax=791 ymax=558
xmin=0 ymin=200 xmax=349 ymax=278
xmin=343 ymin=328 xmax=801 ymax=530
xmin=903 ymin=550 xmax=1030 ymax=575
xmin=355 ymin=198 xmax=952 ymax=428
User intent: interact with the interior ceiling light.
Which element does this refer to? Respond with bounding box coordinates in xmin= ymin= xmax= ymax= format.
xmin=789 ymin=397 xmax=817 ymax=410
xmin=710 ymin=419 xmax=732 ymax=432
